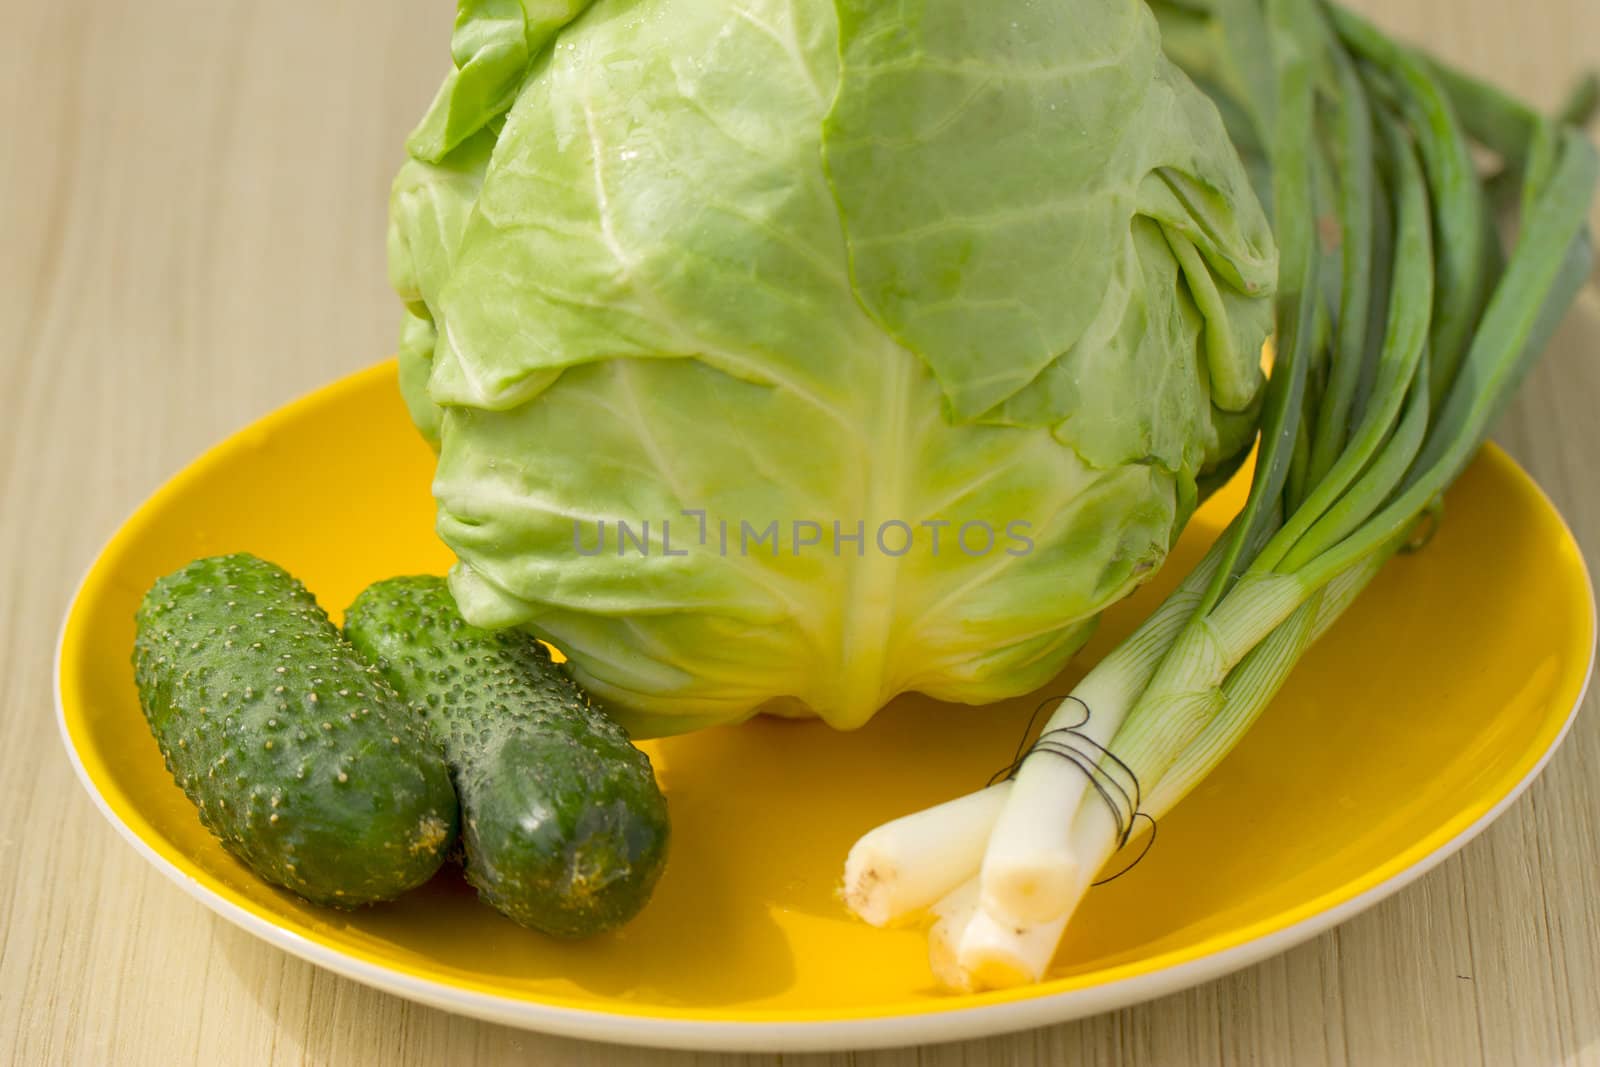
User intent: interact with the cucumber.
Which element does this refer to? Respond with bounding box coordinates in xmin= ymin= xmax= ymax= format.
xmin=132 ymin=554 xmax=458 ymax=906
xmin=344 ymin=576 xmax=670 ymax=937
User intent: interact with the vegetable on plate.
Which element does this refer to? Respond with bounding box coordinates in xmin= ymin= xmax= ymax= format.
xmin=842 ymin=0 xmax=1598 ymax=991
xmin=132 ymin=554 xmax=459 ymax=906
xmin=388 ymin=0 xmax=1280 ymax=737
xmin=345 ymin=576 xmax=670 ymax=937
xmin=132 ymin=557 xmax=671 ymax=934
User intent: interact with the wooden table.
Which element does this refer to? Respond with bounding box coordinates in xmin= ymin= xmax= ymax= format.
xmin=4 ymin=2 xmax=1597 ymax=1063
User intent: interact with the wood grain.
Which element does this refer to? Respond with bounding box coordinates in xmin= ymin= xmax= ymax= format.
xmin=2 ymin=1 xmax=1597 ymax=1064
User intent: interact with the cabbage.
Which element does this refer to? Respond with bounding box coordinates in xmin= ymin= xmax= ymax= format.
xmin=388 ymin=0 xmax=1276 ymax=737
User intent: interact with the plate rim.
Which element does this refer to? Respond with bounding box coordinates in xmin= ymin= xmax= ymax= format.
xmin=55 ymin=364 xmax=1597 ymax=1053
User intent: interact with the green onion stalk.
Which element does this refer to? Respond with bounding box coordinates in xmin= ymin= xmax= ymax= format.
xmin=840 ymin=0 xmax=1597 ymax=992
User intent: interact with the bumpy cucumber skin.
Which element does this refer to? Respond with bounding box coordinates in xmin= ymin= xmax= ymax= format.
xmin=132 ymin=554 xmax=458 ymax=907
xmin=344 ymin=576 xmax=670 ymax=938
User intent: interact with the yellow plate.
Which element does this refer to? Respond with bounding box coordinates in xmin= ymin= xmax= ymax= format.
xmin=57 ymin=360 xmax=1593 ymax=1052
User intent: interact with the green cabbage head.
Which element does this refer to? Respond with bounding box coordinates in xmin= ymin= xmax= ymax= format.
xmin=389 ymin=0 xmax=1276 ymax=736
